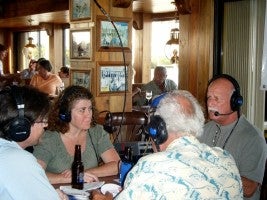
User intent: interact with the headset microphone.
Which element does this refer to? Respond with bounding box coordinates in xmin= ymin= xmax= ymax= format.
xmin=214 ymin=111 xmax=234 ymax=116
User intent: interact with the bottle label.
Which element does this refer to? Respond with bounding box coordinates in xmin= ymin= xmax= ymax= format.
xmin=78 ymin=172 xmax=84 ymax=183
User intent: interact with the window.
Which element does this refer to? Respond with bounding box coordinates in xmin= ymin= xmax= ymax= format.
xmin=150 ymin=20 xmax=179 ymax=86
xmin=18 ymin=31 xmax=49 ymax=71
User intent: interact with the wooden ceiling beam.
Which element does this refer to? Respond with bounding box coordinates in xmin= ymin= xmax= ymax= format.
xmin=0 ymin=0 xmax=68 ymax=19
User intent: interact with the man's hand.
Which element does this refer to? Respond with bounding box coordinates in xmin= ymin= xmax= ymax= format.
xmin=91 ymin=189 xmax=113 ymax=200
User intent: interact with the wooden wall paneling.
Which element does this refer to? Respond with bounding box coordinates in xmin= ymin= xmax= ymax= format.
xmin=141 ymin=13 xmax=152 ymax=83
xmin=1 ymin=30 xmax=13 ymax=74
xmin=132 ymin=12 xmax=144 ymax=83
xmin=51 ymin=25 xmax=63 ymax=73
xmin=179 ymin=15 xmax=190 ymax=91
xmin=110 ymin=2 xmax=132 ymax=17
xmin=95 ymin=96 xmax=110 ymax=111
xmin=92 ymin=0 xmax=133 ymax=113
xmin=179 ymin=0 xmax=213 ymax=106
xmin=94 ymin=0 xmax=110 ymax=17
xmin=187 ymin=0 xmax=200 ymax=97
xmin=197 ymin=0 xmax=213 ymax=107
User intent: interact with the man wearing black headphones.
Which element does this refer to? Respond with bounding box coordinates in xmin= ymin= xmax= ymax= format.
xmin=0 ymin=85 xmax=67 ymax=200
xmin=92 ymin=90 xmax=243 ymax=199
xmin=198 ymin=74 xmax=267 ymax=199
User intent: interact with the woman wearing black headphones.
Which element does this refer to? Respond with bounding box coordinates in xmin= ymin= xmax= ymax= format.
xmin=33 ymin=85 xmax=121 ymax=184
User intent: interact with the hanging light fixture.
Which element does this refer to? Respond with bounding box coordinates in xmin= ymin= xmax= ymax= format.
xmin=164 ymin=1 xmax=180 ymax=64
xmin=24 ymin=37 xmax=36 ymax=49
xmin=22 ymin=19 xmax=37 ymax=60
xmin=22 ymin=36 xmax=37 ymax=60
xmin=165 ymin=28 xmax=179 ymax=64
xmin=164 ymin=0 xmax=191 ymax=64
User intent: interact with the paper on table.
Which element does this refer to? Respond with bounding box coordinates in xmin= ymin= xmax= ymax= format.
xmin=60 ymin=181 xmax=105 ymax=196
xmin=101 ymin=183 xmax=121 ymax=197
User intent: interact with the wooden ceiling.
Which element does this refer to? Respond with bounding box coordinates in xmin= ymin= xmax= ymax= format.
xmin=133 ymin=0 xmax=176 ymax=13
xmin=0 ymin=0 xmax=176 ymax=29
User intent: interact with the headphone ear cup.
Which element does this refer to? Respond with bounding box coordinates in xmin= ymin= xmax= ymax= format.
xmin=4 ymin=117 xmax=31 ymax=142
xmin=147 ymin=115 xmax=168 ymax=145
xmin=59 ymin=110 xmax=71 ymax=122
xmin=3 ymin=85 xmax=32 ymax=142
xmin=230 ymin=91 xmax=243 ymax=111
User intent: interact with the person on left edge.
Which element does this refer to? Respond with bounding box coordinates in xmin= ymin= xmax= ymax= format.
xmin=0 ymin=44 xmax=8 ymax=76
xmin=33 ymin=85 xmax=121 ymax=184
xmin=91 ymin=90 xmax=243 ymax=200
xmin=0 ymin=85 xmax=67 ymax=200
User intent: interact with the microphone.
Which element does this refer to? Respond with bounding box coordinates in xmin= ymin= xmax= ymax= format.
xmin=214 ymin=111 xmax=234 ymax=116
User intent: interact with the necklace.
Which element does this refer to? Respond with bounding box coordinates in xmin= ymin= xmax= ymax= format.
xmin=222 ymin=119 xmax=239 ymax=149
xmin=212 ymin=119 xmax=239 ymax=149
xmin=212 ymin=124 xmax=221 ymax=146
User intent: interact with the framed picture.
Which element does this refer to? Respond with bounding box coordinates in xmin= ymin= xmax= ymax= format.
xmin=96 ymin=16 xmax=131 ymax=52
xmin=70 ymin=69 xmax=92 ymax=90
xmin=97 ymin=62 xmax=129 ymax=95
xmin=70 ymin=0 xmax=91 ymax=21
xmin=70 ymin=29 xmax=92 ymax=60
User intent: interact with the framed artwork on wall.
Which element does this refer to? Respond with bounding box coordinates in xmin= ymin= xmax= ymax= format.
xmin=96 ymin=16 xmax=131 ymax=52
xmin=70 ymin=29 xmax=92 ymax=60
xmin=70 ymin=69 xmax=92 ymax=90
xmin=97 ymin=62 xmax=130 ymax=95
xmin=70 ymin=0 xmax=91 ymax=21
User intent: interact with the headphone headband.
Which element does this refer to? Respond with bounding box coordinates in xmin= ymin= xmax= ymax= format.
xmin=208 ymin=74 xmax=240 ymax=92
xmin=208 ymin=74 xmax=243 ymax=112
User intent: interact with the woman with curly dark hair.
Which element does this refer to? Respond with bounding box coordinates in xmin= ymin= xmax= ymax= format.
xmin=33 ymin=85 xmax=120 ymax=184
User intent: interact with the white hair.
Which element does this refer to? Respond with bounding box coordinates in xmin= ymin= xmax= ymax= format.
xmin=155 ymin=90 xmax=205 ymax=137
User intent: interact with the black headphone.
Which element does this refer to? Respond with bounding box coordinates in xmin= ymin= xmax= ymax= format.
xmin=58 ymin=87 xmax=74 ymax=123
xmin=147 ymin=115 xmax=168 ymax=148
xmin=3 ymin=86 xmax=31 ymax=142
xmin=208 ymin=74 xmax=243 ymax=112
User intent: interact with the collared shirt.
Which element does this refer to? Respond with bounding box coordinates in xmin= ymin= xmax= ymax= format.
xmin=116 ymin=136 xmax=243 ymax=200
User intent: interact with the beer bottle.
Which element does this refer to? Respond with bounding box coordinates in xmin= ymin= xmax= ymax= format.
xmin=71 ymin=144 xmax=84 ymax=189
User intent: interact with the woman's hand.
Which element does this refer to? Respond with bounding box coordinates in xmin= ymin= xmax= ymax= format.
xmin=84 ymin=171 xmax=99 ymax=183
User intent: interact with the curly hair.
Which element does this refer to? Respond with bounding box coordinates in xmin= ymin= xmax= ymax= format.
xmin=47 ymin=85 xmax=97 ymax=134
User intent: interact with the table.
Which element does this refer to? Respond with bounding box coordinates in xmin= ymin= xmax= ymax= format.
xmin=52 ymin=175 xmax=119 ymax=189
xmin=53 ymin=175 xmax=119 ymax=200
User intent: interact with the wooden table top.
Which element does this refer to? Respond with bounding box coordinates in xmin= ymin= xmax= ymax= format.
xmin=52 ymin=175 xmax=119 ymax=189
